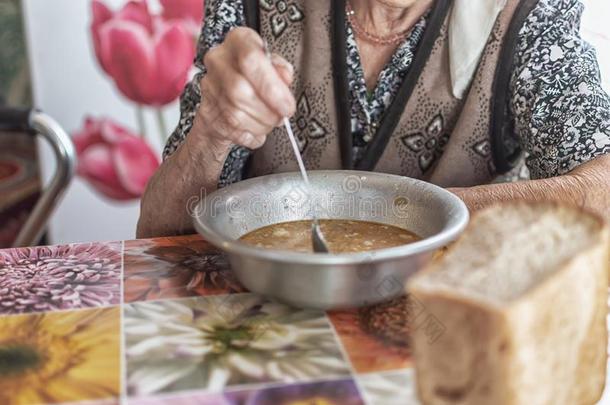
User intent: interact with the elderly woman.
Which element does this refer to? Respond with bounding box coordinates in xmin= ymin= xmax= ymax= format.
xmin=137 ymin=0 xmax=610 ymax=237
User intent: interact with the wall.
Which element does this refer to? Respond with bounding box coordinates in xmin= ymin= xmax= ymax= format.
xmin=22 ymin=0 xmax=180 ymax=244
xmin=582 ymin=0 xmax=610 ymax=92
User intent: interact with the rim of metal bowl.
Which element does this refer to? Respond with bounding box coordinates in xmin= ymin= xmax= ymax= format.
xmin=193 ymin=171 xmax=469 ymax=265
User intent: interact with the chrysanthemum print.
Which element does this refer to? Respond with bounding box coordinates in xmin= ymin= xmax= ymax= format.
xmin=0 ymin=242 xmax=121 ymax=314
xmin=0 ymin=307 xmax=121 ymax=404
xmin=124 ymin=294 xmax=350 ymax=396
xmin=123 ymin=235 xmax=245 ymax=303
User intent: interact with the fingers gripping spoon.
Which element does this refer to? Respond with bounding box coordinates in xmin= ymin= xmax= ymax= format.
xmin=263 ymin=41 xmax=330 ymax=253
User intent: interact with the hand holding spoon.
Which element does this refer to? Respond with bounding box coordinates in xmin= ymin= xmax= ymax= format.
xmin=263 ymin=41 xmax=330 ymax=253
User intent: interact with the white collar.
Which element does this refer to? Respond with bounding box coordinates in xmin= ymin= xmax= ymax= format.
xmin=449 ymin=0 xmax=507 ymax=99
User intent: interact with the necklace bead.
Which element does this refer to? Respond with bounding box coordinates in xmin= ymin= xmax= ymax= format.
xmin=346 ymin=2 xmax=411 ymax=46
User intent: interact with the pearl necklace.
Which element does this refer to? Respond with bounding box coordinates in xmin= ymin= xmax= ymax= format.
xmin=346 ymin=2 xmax=412 ymax=46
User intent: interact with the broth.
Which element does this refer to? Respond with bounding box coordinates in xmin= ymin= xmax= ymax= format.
xmin=239 ymin=219 xmax=420 ymax=253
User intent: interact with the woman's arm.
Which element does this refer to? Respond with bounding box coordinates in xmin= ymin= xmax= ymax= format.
xmin=138 ymin=0 xmax=243 ymax=238
xmin=137 ymin=113 xmax=233 ymax=238
xmin=452 ymin=0 xmax=610 ymax=220
xmin=450 ymin=153 xmax=610 ymax=220
xmin=137 ymin=2 xmax=295 ymax=238
xmin=508 ymin=0 xmax=610 ymax=179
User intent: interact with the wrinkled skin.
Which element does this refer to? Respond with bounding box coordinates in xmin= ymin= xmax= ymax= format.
xmin=450 ymin=154 xmax=610 ymax=222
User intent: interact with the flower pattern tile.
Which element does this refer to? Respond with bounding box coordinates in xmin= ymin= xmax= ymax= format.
xmin=0 ymin=242 xmax=121 ymax=315
xmin=124 ymin=294 xmax=350 ymax=396
xmin=123 ymin=235 xmax=245 ymax=303
xmin=0 ymin=307 xmax=121 ymax=404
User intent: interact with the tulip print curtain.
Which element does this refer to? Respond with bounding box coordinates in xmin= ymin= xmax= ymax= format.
xmin=20 ymin=0 xmax=204 ymax=244
xmin=81 ymin=0 xmax=202 ymax=201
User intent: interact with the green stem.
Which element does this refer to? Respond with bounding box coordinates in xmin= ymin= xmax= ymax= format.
xmin=156 ymin=108 xmax=168 ymax=145
xmin=135 ymin=105 xmax=146 ymax=139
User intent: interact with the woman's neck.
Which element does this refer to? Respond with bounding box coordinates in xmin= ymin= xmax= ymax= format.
xmin=349 ymin=0 xmax=433 ymax=37
xmin=348 ymin=0 xmax=434 ymax=92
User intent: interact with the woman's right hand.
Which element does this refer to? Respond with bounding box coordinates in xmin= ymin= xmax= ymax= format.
xmin=195 ymin=27 xmax=297 ymax=150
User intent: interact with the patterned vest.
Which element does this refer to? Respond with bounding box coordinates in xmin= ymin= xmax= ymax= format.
xmin=243 ymin=0 xmax=538 ymax=187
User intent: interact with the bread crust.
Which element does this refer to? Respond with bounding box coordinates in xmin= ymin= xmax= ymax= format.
xmin=408 ymin=202 xmax=610 ymax=405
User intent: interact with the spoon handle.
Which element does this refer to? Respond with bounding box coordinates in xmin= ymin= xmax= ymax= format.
xmin=282 ymin=117 xmax=311 ymax=187
xmin=263 ymin=41 xmax=329 ymax=253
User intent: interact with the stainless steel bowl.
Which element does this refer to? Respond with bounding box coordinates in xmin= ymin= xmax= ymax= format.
xmin=193 ymin=170 xmax=468 ymax=309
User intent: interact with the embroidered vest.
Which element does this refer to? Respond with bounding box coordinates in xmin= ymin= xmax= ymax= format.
xmin=243 ymin=0 xmax=538 ymax=187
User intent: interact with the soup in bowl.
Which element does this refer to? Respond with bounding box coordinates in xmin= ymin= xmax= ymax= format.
xmin=240 ymin=219 xmax=420 ymax=253
xmin=194 ymin=170 xmax=468 ymax=309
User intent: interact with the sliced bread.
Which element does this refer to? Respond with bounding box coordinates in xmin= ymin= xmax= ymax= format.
xmin=408 ymin=202 xmax=610 ymax=405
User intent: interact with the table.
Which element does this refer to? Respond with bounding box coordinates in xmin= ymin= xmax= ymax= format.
xmin=0 ymin=234 xmax=608 ymax=405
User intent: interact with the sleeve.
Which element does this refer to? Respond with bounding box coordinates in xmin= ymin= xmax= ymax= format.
xmin=163 ymin=0 xmax=252 ymax=188
xmin=509 ymin=0 xmax=610 ymax=179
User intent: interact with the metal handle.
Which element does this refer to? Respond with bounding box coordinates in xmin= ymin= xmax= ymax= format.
xmin=4 ymin=110 xmax=77 ymax=247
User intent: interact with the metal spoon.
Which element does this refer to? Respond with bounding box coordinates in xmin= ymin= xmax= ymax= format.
xmin=282 ymin=117 xmax=330 ymax=253
xmin=263 ymin=41 xmax=329 ymax=253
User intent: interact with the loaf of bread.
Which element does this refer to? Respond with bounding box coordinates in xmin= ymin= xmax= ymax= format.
xmin=407 ymin=202 xmax=609 ymax=405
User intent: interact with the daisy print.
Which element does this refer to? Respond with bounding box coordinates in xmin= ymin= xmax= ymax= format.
xmin=124 ymin=294 xmax=350 ymax=396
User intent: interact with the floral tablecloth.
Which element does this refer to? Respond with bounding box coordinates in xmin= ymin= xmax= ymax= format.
xmin=0 ymin=234 xmax=609 ymax=405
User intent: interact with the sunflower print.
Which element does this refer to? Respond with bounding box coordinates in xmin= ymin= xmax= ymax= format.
xmin=0 ymin=307 xmax=121 ymax=404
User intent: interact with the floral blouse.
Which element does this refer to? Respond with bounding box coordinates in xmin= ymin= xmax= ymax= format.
xmin=164 ymin=0 xmax=610 ymax=186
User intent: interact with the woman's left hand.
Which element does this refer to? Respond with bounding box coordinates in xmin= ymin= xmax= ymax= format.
xmin=447 ymin=154 xmax=610 ymax=221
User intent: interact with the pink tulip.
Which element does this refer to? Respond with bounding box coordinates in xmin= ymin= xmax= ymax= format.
xmin=160 ymin=0 xmax=204 ymax=24
xmin=91 ymin=0 xmax=196 ymax=107
xmin=73 ymin=117 xmax=159 ymax=201
xmin=160 ymin=0 xmax=204 ymax=36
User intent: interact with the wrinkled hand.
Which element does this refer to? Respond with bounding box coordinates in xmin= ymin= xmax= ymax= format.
xmin=197 ymin=27 xmax=296 ymax=150
xmin=447 ymin=187 xmax=477 ymax=212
